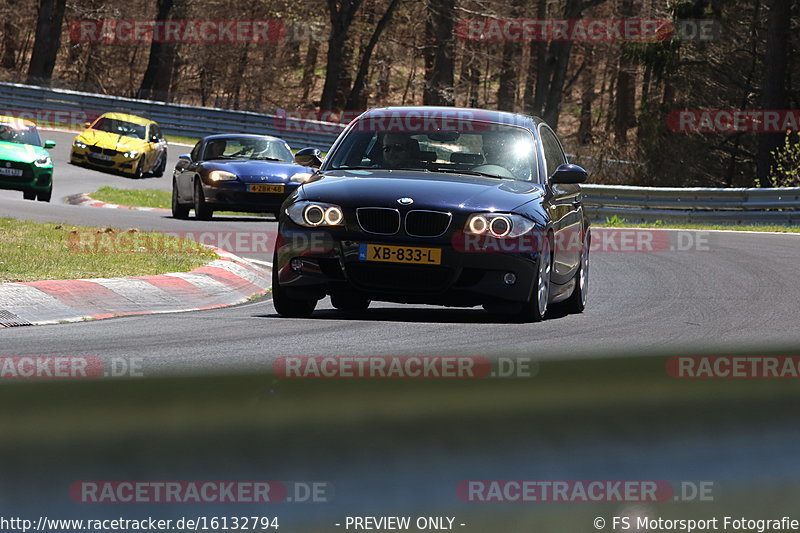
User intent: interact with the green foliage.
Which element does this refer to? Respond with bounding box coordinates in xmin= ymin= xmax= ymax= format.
xmin=604 ymin=215 xmax=627 ymax=226
xmin=766 ymin=132 xmax=800 ymax=187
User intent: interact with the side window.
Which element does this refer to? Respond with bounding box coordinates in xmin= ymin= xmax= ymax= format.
xmin=190 ymin=141 xmax=202 ymax=161
xmin=539 ymin=126 xmax=566 ymax=179
xmin=151 ymin=125 xmax=163 ymax=141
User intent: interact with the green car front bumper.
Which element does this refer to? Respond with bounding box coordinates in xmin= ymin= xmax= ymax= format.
xmin=0 ymin=160 xmax=53 ymax=194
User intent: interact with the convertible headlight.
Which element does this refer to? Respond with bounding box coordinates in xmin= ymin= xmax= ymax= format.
xmin=209 ymin=170 xmax=238 ymax=182
xmin=33 ymin=155 xmax=52 ymax=167
xmin=290 ymin=172 xmax=313 ymax=183
xmin=122 ymin=151 xmax=139 ymax=158
xmin=74 ymin=140 xmax=87 ymax=149
xmin=464 ymin=213 xmax=535 ymax=238
xmin=287 ymin=201 xmax=344 ymax=227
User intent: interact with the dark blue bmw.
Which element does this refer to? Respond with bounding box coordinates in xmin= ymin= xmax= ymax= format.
xmin=273 ymin=107 xmax=590 ymax=322
xmin=172 ymin=134 xmax=314 ymax=220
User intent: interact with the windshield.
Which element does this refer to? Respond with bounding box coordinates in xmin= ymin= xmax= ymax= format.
xmin=201 ymin=137 xmax=294 ymax=162
xmin=92 ymin=117 xmax=147 ymax=140
xmin=0 ymin=122 xmax=42 ymax=147
xmin=326 ymin=122 xmax=538 ymax=181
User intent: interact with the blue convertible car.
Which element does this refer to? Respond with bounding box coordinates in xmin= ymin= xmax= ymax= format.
xmin=172 ymin=134 xmax=314 ymax=220
xmin=272 ymin=107 xmax=590 ymax=322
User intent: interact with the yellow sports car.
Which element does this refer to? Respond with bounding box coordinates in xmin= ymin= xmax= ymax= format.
xmin=70 ymin=112 xmax=168 ymax=178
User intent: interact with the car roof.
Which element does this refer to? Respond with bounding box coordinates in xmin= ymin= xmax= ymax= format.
xmin=356 ymin=106 xmax=543 ymax=131
xmin=0 ymin=115 xmax=36 ymax=128
xmin=98 ymin=112 xmax=156 ymax=126
xmin=202 ymin=133 xmax=286 ymax=143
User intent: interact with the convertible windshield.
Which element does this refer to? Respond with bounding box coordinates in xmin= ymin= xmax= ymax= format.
xmin=327 ymin=122 xmax=539 ymax=181
xmin=202 ymin=137 xmax=294 ymax=162
xmin=0 ymin=122 xmax=42 ymax=147
xmin=92 ymin=117 xmax=147 ymax=140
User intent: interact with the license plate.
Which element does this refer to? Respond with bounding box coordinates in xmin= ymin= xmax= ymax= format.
xmin=248 ymin=184 xmax=284 ymax=193
xmin=91 ymin=153 xmax=113 ymax=161
xmin=359 ymin=244 xmax=442 ymax=265
xmin=0 ymin=167 xmax=23 ymax=177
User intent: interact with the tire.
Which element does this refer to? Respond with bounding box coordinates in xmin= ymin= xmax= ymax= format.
xmin=331 ymin=292 xmax=371 ymax=315
xmin=561 ymin=231 xmax=590 ymax=314
xmin=271 ymin=252 xmax=317 ymax=318
xmin=171 ymin=181 xmax=190 ymax=219
xmin=513 ymin=233 xmax=552 ymax=323
xmin=133 ymin=157 xmax=144 ymax=179
xmin=193 ymin=179 xmax=213 ymax=220
xmin=152 ymin=150 xmax=167 ymax=177
xmin=36 ymin=186 xmax=52 ymax=203
xmin=22 ymin=189 xmax=36 ymax=200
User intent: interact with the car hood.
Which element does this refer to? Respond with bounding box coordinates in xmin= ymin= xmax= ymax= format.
xmin=300 ymin=169 xmax=543 ymax=212
xmin=76 ymin=130 xmax=148 ymax=152
xmin=202 ymin=160 xmax=312 ymax=183
xmin=0 ymin=141 xmax=48 ymax=164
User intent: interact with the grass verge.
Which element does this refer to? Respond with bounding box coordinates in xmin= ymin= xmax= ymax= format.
xmin=598 ymin=215 xmax=800 ymax=233
xmin=90 ymin=186 xmax=270 ymax=217
xmin=0 ymin=218 xmax=215 ymax=283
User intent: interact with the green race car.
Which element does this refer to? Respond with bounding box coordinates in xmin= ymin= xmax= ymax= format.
xmin=0 ymin=116 xmax=55 ymax=202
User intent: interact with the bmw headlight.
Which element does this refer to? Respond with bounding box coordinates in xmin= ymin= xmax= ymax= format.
xmin=74 ymin=139 xmax=87 ymax=149
xmin=464 ymin=213 xmax=535 ymax=238
xmin=287 ymin=201 xmax=344 ymax=227
xmin=209 ymin=170 xmax=238 ymax=182
xmin=122 ymin=151 xmax=139 ymax=159
xmin=33 ymin=155 xmax=52 ymax=167
xmin=290 ymin=172 xmax=313 ymax=183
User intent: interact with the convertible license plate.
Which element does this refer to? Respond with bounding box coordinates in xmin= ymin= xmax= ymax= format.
xmin=90 ymin=153 xmax=113 ymax=161
xmin=248 ymin=184 xmax=284 ymax=194
xmin=359 ymin=244 xmax=442 ymax=265
xmin=0 ymin=167 xmax=23 ymax=177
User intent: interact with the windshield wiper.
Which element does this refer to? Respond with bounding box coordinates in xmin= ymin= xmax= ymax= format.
xmin=431 ymin=168 xmax=508 ymax=179
xmin=252 ymin=156 xmax=284 ymax=161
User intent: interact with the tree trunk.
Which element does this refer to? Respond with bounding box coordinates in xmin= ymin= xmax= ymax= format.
xmin=755 ymin=0 xmax=791 ymax=183
xmin=577 ymin=49 xmax=595 ymax=145
xmin=301 ymin=38 xmax=320 ymax=104
xmin=345 ymin=0 xmax=402 ymax=111
xmin=26 ymin=0 xmax=67 ymax=86
xmin=526 ymin=0 xmax=548 ymax=116
xmin=320 ymin=0 xmax=364 ymax=111
xmin=423 ymin=0 xmax=455 ymax=106
xmin=614 ymin=0 xmax=637 ymax=145
xmin=137 ymin=0 xmax=179 ymax=101
xmin=2 ymin=20 xmax=19 ymax=69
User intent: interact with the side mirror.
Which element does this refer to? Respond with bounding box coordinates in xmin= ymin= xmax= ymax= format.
xmin=550 ymin=163 xmax=587 ymax=184
xmin=178 ymin=154 xmax=192 ymax=162
xmin=83 ymin=121 xmax=91 ymax=129
xmin=294 ymin=147 xmax=323 ymax=168
xmin=44 ymin=140 xmax=56 ymax=149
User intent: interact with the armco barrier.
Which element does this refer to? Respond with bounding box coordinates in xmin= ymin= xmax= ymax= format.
xmin=582 ymin=184 xmax=800 ymax=224
xmin=0 ymin=82 xmax=344 ymax=151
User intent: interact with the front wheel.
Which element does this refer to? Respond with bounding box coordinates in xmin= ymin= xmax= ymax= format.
xmin=271 ymin=253 xmax=317 ymax=318
xmin=193 ymin=179 xmax=213 ymax=220
xmin=22 ymin=189 xmax=36 ymax=200
xmin=132 ymin=157 xmax=144 ymax=179
xmin=171 ymin=182 xmax=189 ymax=219
xmin=561 ymin=232 xmax=589 ymax=313
xmin=152 ymin=150 xmax=167 ymax=177
xmin=513 ymin=235 xmax=552 ymax=323
xmin=36 ymin=186 xmax=52 ymax=202
xmin=331 ymin=292 xmax=371 ymax=315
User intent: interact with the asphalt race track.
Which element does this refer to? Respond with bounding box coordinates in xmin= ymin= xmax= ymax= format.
xmin=1 ymin=130 xmax=799 ymax=375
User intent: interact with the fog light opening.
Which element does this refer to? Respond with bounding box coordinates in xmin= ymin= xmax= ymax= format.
xmin=290 ymin=258 xmax=303 ymax=273
xmin=503 ymin=272 xmax=517 ymax=285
